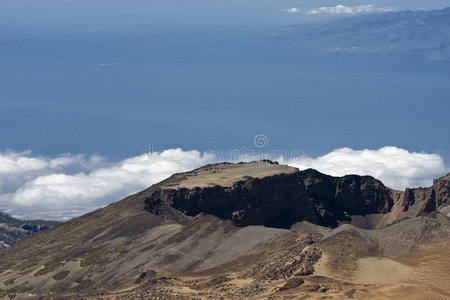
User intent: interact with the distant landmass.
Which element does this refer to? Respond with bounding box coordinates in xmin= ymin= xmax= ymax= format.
xmin=0 ymin=211 xmax=59 ymax=249
xmin=258 ymin=7 xmax=450 ymax=59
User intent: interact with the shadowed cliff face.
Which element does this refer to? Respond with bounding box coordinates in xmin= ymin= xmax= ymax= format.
xmin=409 ymin=173 xmax=450 ymax=214
xmin=430 ymin=174 xmax=450 ymax=209
xmin=145 ymin=169 xmax=394 ymax=228
xmin=0 ymin=162 xmax=449 ymax=300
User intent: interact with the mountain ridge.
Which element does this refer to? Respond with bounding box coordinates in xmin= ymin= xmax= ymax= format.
xmin=0 ymin=161 xmax=449 ymax=299
xmin=0 ymin=212 xmax=59 ymax=249
xmin=147 ymin=162 xmax=450 ymax=229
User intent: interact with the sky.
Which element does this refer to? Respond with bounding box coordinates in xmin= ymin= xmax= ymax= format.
xmin=0 ymin=0 xmax=449 ymax=219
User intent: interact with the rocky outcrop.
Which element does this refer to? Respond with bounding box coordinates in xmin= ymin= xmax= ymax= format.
xmin=394 ymin=173 xmax=450 ymax=218
xmin=425 ymin=173 xmax=450 ymax=212
xmin=0 ymin=162 xmax=449 ymax=299
xmin=145 ymin=166 xmax=450 ymax=230
xmin=145 ymin=169 xmax=396 ymax=228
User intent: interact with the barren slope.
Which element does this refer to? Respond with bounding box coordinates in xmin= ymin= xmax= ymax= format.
xmin=0 ymin=161 xmax=448 ymax=299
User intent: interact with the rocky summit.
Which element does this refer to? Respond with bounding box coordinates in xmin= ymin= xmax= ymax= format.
xmin=0 ymin=161 xmax=449 ymax=299
xmin=146 ymin=162 xmax=450 ymax=229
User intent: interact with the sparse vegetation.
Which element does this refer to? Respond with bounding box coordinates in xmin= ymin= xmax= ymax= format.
xmin=34 ymin=261 xmax=64 ymax=276
xmin=52 ymin=270 xmax=70 ymax=281
xmin=0 ymin=164 xmax=449 ymax=299
xmin=15 ymin=257 xmax=40 ymax=271
xmin=80 ymin=251 xmax=110 ymax=267
xmin=0 ymin=289 xmax=15 ymax=300
xmin=71 ymin=277 xmax=93 ymax=292
xmin=3 ymin=278 xmax=15 ymax=286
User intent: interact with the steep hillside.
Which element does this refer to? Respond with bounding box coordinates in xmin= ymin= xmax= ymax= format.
xmin=0 ymin=161 xmax=448 ymax=299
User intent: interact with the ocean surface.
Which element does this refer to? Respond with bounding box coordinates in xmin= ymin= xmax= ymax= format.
xmin=1 ymin=19 xmax=449 ymax=161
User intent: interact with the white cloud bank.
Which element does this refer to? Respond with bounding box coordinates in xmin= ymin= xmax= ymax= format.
xmin=0 ymin=149 xmax=214 ymax=220
xmin=0 ymin=147 xmax=447 ymax=220
xmin=286 ymin=147 xmax=446 ymax=190
xmin=284 ymin=4 xmax=396 ymax=15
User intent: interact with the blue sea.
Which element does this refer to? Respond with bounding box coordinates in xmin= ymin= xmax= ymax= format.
xmin=1 ymin=0 xmax=449 ymax=161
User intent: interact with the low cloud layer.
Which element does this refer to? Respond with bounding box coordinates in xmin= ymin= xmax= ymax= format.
xmin=287 ymin=147 xmax=446 ymax=190
xmin=0 ymin=149 xmax=214 ymax=220
xmin=284 ymin=4 xmax=396 ymax=15
xmin=0 ymin=147 xmax=446 ymax=220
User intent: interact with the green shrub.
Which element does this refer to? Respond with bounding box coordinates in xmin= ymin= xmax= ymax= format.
xmin=3 ymin=279 xmax=14 ymax=286
xmin=71 ymin=277 xmax=93 ymax=292
xmin=52 ymin=270 xmax=70 ymax=281
xmin=80 ymin=252 xmax=110 ymax=267
xmin=34 ymin=261 xmax=64 ymax=276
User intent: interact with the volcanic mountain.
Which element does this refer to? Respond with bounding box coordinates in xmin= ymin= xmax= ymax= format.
xmin=0 ymin=161 xmax=449 ymax=299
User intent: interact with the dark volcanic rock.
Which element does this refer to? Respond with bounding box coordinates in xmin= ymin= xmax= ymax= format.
xmin=145 ymin=169 xmax=394 ymax=229
xmin=279 ymin=277 xmax=305 ymax=291
xmin=1 ymin=162 xmax=449 ymax=299
xmin=145 ymin=167 xmax=450 ymax=230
